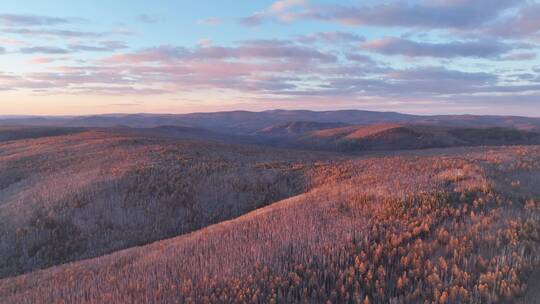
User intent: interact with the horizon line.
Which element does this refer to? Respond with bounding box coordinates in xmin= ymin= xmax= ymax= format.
xmin=1 ymin=109 xmax=540 ymax=119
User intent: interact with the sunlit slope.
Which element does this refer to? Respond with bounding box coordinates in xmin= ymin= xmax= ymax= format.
xmin=304 ymin=124 xmax=540 ymax=151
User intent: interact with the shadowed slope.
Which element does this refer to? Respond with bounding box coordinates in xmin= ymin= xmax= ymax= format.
xmin=0 ymin=126 xmax=85 ymax=143
xmin=0 ymin=130 xmax=333 ymax=279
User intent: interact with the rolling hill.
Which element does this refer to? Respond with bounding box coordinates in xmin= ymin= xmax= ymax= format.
xmin=1 ymin=144 xmax=539 ymax=303
xmin=0 ymin=129 xmax=336 ymax=279
xmin=256 ymin=121 xmax=350 ymax=137
xmin=299 ymin=124 xmax=540 ymax=151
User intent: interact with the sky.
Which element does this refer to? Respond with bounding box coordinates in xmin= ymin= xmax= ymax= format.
xmin=1 ymin=0 xmax=540 ymax=116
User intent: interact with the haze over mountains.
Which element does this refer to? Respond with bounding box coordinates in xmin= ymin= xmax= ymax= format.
xmin=3 ymin=110 xmax=540 ymax=132
xmin=2 ymin=110 xmax=540 ymax=152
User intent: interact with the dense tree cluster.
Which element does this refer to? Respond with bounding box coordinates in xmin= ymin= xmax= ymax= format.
xmin=146 ymin=191 xmax=539 ymax=304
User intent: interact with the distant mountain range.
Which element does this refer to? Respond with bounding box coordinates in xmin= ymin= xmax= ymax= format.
xmin=2 ymin=109 xmax=540 ymax=134
xmin=2 ymin=110 xmax=540 ymax=152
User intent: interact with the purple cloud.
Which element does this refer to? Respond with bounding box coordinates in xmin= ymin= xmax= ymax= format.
xmin=283 ymin=0 xmax=522 ymax=29
xmin=66 ymin=86 xmax=169 ymax=95
xmin=344 ymin=53 xmax=376 ymax=62
xmin=105 ymin=41 xmax=336 ymax=63
xmin=361 ymin=37 xmax=519 ymax=58
xmin=69 ymin=41 xmax=128 ymax=52
xmin=297 ymin=31 xmax=365 ymax=44
xmin=20 ymin=47 xmax=71 ymax=54
xmin=137 ymin=14 xmax=163 ymax=24
xmin=2 ymin=28 xmax=105 ymax=38
xmin=4 ymin=32 xmax=538 ymax=111
xmin=238 ymin=14 xmax=265 ymax=26
xmin=197 ymin=18 xmax=223 ymax=26
xmin=0 ymin=14 xmax=71 ymax=26
xmin=488 ymin=3 xmax=540 ymax=38
xmin=389 ymin=67 xmax=496 ymax=84
xmin=239 ymin=0 xmax=307 ymax=26
xmin=324 ymin=68 xmax=495 ymax=97
xmin=499 ymin=52 xmax=537 ymax=61
xmin=238 ymin=0 xmax=540 ymax=46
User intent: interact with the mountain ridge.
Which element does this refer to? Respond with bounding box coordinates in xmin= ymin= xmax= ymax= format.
xmin=2 ymin=109 xmax=540 ymax=134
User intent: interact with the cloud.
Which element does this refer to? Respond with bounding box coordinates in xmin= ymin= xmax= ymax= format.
xmin=487 ymin=3 xmax=540 ymax=38
xmin=238 ymin=14 xmax=265 ymax=26
xmin=197 ymin=18 xmax=223 ymax=26
xmin=10 ymin=37 xmax=339 ymax=96
xmin=270 ymin=0 xmax=306 ymax=12
xmin=239 ymin=0 xmax=533 ymax=41
xmin=2 ymin=28 xmax=105 ymax=38
xmin=104 ymin=40 xmax=336 ymax=64
xmin=101 ymin=41 xmax=128 ymax=50
xmin=499 ymin=52 xmax=537 ymax=61
xmin=104 ymin=46 xmax=190 ymax=63
xmin=239 ymin=0 xmax=307 ymax=26
xmin=8 ymin=55 xmax=540 ymax=104
xmin=28 ymin=57 xmax=68 ymax=64
xmin=68 ymin=45 xmax=113 ymax=52
xmin=0 ymin=14 xmax=71 ymax=26
xmin=0 ymin=71 xmax=59 ymax=91
xmin=90 ymin=49 xmax=515 ymax=99
xmin=17 ymin=41 xmax=127 ymax=56
xmin=5 ymin=34 xmax=539 ymax=108
xmin=279 ymin=65 xmax=540 ymax=99
xmin=0 ymin=38 xmax=23 ymax=45
xmin=137 ymin=14 xmax=163 ymax=24
xmin=306 ymin=67 xmax=496 ymax=97
xmin=107 ymin=102 xmax=142 ymax=107
xmin=284 ymin=0 xmax=522 ymax=28
xmin=344 ymin=53 xmax=377 ymax=64
xmin=69 ymin=41 xmax=128 ymax=52
xmin=20 ymin=47 xmax=71 ymax=54
xmin=297 ymin=31 xmax=364 ymax=44
xmin=361 ymin=37 xmax=519 ymax=58
xmin=66 ymin=86 xmax=169 ymax=95
xmin=388 ymin=67 xmax=496 ymax=84
xmin=197 ymin=39 xmax=213 ymax=48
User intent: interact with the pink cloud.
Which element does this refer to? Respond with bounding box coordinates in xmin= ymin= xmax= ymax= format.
xmin=196 ymin=18 xmax=223 ymax=26
xmin=102 ymin=42 xmax=336 ymax=65
xmin=28 ymin=57 xmax=67 ymax=64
